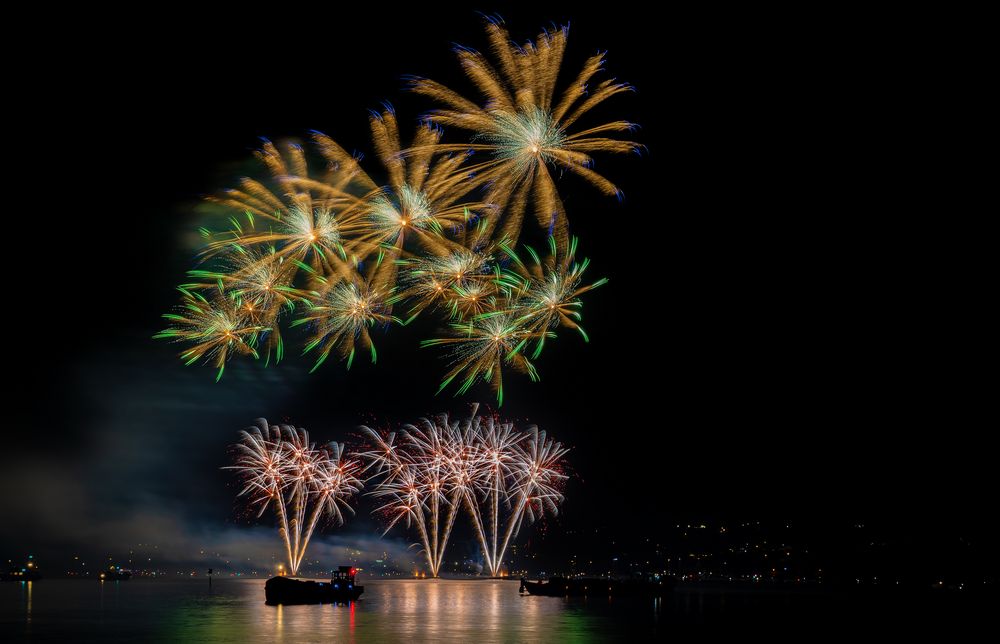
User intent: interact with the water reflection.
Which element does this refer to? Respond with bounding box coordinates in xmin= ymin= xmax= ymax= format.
xmin=363 ymin=579 xmax=601 ymax=641
xmin=1 ymin=578 xmax=660 ymax=642
xmin=25 ymin=581 xmax=32 ymax=625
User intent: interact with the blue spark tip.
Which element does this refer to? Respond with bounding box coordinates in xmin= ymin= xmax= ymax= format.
xmin=478 ymin=12 xmax=505 ymax=26
xmin=543 ymin=21 xmax=568 ymax=38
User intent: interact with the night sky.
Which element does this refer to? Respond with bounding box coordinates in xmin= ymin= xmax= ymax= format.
xmin=3 ymin=7 xmax=990 ymax=575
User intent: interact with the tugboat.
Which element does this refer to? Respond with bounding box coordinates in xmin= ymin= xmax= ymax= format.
xmin=99 ymin=565 xmax=132 ymax=581
xmin=519 ymin=575 xmax=674 ymax=597
xmin=265 ymin=566 xmax=364 ymax=605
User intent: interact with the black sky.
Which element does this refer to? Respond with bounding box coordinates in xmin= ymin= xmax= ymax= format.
xmin=2 ymin=7 xmax=990 ymax=571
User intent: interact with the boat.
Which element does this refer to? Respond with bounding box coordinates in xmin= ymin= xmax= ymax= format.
xmin=265 ymin=566 xmax=364 ymax=605
xmin=99 ymin=566 xmax=132 ymax=581
xmin=519 ymin=576 xmax=674 ymax=597
xmin=2 ymin=557 xmax=41 ymax=582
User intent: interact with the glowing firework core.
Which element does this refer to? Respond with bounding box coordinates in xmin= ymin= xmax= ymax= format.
xmin=485 ymin=107 xmax=567 ymax=172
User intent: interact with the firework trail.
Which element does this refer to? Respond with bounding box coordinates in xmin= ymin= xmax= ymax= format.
xmin=420 ymin=235 xmax=604 ymax=402
xmin=180 ymin=247 xmax=309 ymax=365
xmin=154 ymin=289 xmax=265 ymax=381
xmin=409 ymin=18 xmax=639 ymax=250
xmin=293 ymin=280 xmax=401 ymax=371
xmin=361 ymin=405 xmax=568 ymax=577
xmin=420 ymin=313 xmax=541 ymax=407
xmin=495 ymin=235 xmax=608 ymax=358
xmin=226 ymin=419 xmax=365 ymax=576
xmin=157 ymin=19 xmax=634 ymax=404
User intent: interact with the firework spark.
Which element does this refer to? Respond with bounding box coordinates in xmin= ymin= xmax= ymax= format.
xmin=421 ymin=313 xmax=543 ymax=406
xmin=158 ymin=21 xmax=632 ymax=403
xmin=205 ymin=139 xmax=377 ymax=279
xmin=409 ymin=18 xmax=639 ymax=249
xmin=226 ymin=419 xmax=365 ymax=576
xmin=181 ymin=247 xmax=308 ymax=364
xmin=154 ymin=289 xmax=265 ymax=381
xmin=496 ymin=235 xmax=608 ymax=357
xmin=417 ymin=236 xmax=604 ymax=403
xmin=398 ymin=248 xmax=496 ymax=320
xmin=357 ymin=109 xmax=490 ymax=290
xmin=294 ymin=280 xmax=401 ymax=371
xmin=361 ymin=405 xmax=568 ymax=577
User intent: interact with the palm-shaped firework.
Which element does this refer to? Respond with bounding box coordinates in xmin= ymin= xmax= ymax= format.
xmin=409 ymin=18 xmax=640 ymax=249
xmin=226 ymin=419 xmax=365 ymax=576
xmin=157 ymin=18 xmax=636 ymax=404
xmin=361 ymin=405 xmax=568 ymax=577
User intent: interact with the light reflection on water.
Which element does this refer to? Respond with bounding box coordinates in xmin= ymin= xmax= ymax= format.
xmin=2 ymin=578 xmax=661 ymax=642
xmin=4 ymin=578 xmax=971 ymax=639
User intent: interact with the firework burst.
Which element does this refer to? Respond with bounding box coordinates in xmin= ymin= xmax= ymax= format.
xmin=158 ymin=21 xmax=634 ymax=403
xmin=357 ymin=109 xmax=490 ymax=289
xmin=496 ymin=236 xmax=607 ymax=357
xmin=294 ymin=280 xmax=401 ymax=371
xmin=417 ymin=235 xmax=604 ymax=403
xmin=226 ymin=419 xmax=365 ymax=576
xmin=204 ymin=139 xmax=377 ymax=279
xmin=398 ymin=249 xmax=496 ymax=320
xmin=182 ymin=247 xmax=309 ymax=364
xmin=361 ymin=405 xmax=567 ymax=577
xmin=154 ymin=289 xmax=265 ymax=381
xmin=409 ymin=18 xmax=639 ymax=249
xmin=421 ymin=313 xmax=543 ymax=406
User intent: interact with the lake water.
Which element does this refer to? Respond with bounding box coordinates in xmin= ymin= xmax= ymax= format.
xmin=0 ymin=578 xmax=983 ymax=641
